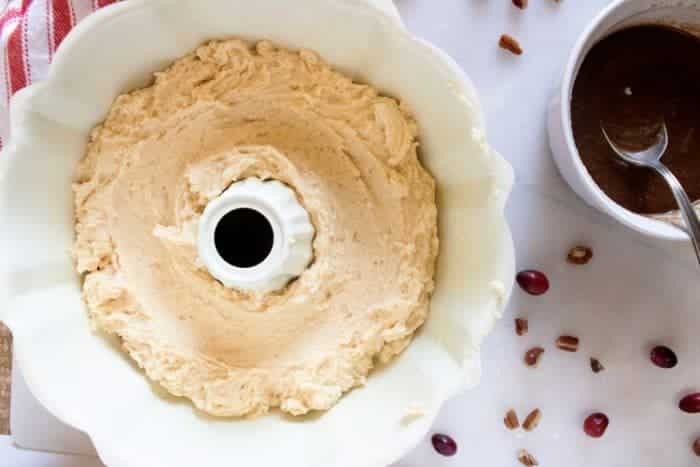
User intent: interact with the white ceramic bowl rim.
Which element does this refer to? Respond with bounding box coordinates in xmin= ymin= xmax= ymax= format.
xmin=0 ymin=1 xmax=515 ymax=466
xmin=558 ymin=0 xmax=700 ymax=241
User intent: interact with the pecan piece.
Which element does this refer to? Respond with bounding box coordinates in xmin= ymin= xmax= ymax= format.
xmin=499 ymin=34 xmax=523 ymax=55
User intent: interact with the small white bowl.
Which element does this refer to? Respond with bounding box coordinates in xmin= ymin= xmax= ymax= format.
xmin=547 ymin=0 xmax=700 ymax=241
xmin=0 ymin=0 xmax=514 ymax=466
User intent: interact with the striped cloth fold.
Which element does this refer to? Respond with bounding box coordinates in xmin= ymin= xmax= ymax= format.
xmin=0 ymin=0 xmax=120 ymax=149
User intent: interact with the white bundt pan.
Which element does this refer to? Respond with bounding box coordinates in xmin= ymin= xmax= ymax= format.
xmin=0 ymin=0 xmax=514 ymax=466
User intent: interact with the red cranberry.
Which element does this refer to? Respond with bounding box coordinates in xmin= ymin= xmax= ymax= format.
xmin=583 ymin=412 xmax=609 ymax=438
xmin=516 ymin=270 xmax=550 ymax=295
xmin=679 ymin=393 xmax=700 ymax=413
xmin=431 ymin=433 xmax=457 ymax=456
xmin=650 ymin=345 xmax=678 ymax=368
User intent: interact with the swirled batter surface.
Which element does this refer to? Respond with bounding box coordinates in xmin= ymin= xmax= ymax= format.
xmin=73 ymin=39 xmax=438 ymax=417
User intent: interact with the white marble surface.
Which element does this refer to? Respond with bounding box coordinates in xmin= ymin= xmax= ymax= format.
xmin=6 ymin=0 xmax=700 ymax=465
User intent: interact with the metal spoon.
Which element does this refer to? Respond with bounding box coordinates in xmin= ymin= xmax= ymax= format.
xmin=601 ymin=122 xmax=700 ymax=264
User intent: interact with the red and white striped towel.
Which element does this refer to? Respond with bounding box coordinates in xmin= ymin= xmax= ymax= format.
xmin=0 ymin=0 xmax=120 ymax=149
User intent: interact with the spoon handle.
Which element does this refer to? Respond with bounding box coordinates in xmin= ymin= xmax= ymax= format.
xmin=652 ymin=162 xmax=700 ymax=264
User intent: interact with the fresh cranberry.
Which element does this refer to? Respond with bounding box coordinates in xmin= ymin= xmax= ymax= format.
xmin=679 ymin=393 xmax=700 ymax=413
xmin=650 ymin=345 xmax=678 ymax=368
xmin=516 ymin=270 xmax=550 ymax=295
xmin=431 ymin=433 xmax=457 ymax=456
xmin=583 ymin=413 xmax=609 ymax=438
